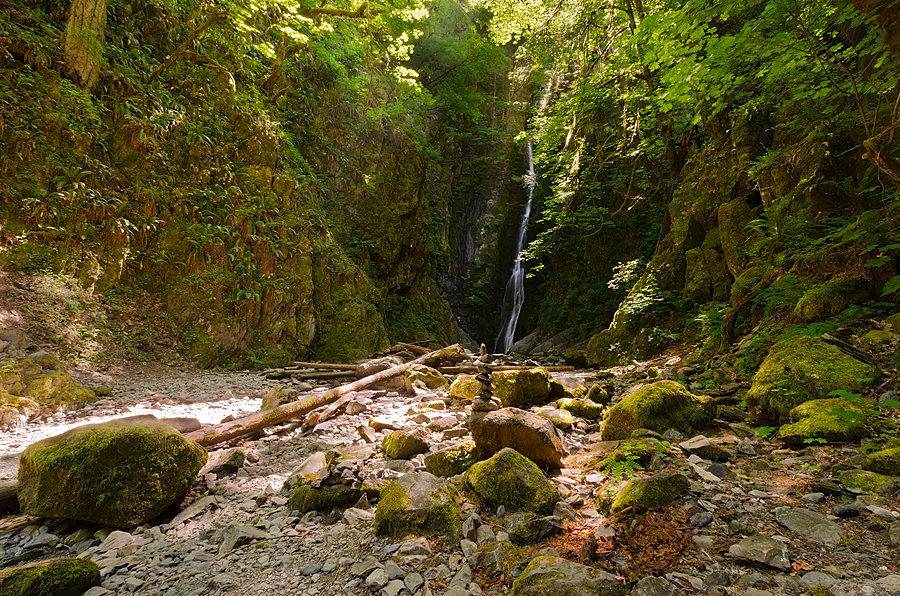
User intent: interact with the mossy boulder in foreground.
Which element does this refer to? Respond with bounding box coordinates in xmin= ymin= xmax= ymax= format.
xmin=744 ymin=336 xmax=874 ymax=425
xmin=17 ymin=416 xmax=207 ymax=528
xmin=464 ymin=448 xmax=560 ymax=515
xmin=373 ymin=471 xmax=461 ymax=539
xmin=601 ymin=381 xmax=715 ymax=440
xmin=0 ymin=557 xmax=100 ymax=596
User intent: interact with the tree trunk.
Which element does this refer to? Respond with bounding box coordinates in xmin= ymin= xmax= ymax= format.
xmin=61 ymin=0 xmax=107 ymax=91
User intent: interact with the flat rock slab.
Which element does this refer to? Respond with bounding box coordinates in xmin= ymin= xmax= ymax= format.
xmin=775 ymin=507 xmax=845 ymax=545
xmin=728 ymin=536 xmax=790 ymax=570
xmin=511 ymin=555 xmax=627 ymax=596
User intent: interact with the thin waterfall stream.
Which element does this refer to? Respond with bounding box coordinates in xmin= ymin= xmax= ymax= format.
xmin=495 ymin=141 xmax=536 ymax=353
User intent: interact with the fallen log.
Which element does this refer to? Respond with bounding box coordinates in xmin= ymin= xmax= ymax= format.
xmin=184 ymin=344 xmax=468 ymax=448
xmin=289 ymin=370 xmax=356 ymax=380
xmin=437 ymin=365 xmax=576 ymax=374
xmin=301 ymin=392 xmax=356 ymax=431
xmin=292 ymin=362 xmax=358 ymax=371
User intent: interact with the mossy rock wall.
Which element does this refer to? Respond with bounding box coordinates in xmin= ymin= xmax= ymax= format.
xmin=17 ymin=417 xmax=208 ymax=528
xmin=744 ymin=336 xmax=875 ymax=425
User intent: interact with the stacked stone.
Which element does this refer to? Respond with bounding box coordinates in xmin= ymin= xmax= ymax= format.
xmin=471 ymin=344 xmax=500 ymax=413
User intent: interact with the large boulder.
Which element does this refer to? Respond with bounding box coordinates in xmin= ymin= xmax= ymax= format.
xmin=469 ymin=408 xmax=568 ymax=470
xmin=511 ymin=555 xmax=627 ymax=596
xmin=373 ymin=472 xmax=461 ymax=539
xmin=601 ymin=381 xmax=715 ymax=440
xmin=492 ymin=368 xmax=552 ymax=408
xmin=464 ymin=448 xmax=561 ymax=515
xmin=0 ymin=558 xmax=100 ymax=595
xmin=382 ymin=430 xmax=429 ymax=460
xmin=17 ymin=416 xmax=207 ymax=528
xmin=744 ymin=336 xmax=874 ymax=425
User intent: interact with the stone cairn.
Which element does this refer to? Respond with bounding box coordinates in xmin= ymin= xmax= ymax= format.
xmin=470 ymin=344 xmax=500 ymax=413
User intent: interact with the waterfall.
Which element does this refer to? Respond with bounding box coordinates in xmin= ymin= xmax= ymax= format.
xmin=495 ymin=141 xmax=536 ymax=353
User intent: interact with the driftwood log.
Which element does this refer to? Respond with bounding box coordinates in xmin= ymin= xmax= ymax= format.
xmin=184 ymin=344 xmax=469 ymax=448
xmin=437 ymin=365 xmax=575 ymax=374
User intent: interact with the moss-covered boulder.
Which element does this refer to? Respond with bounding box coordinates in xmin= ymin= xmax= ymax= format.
xmin=17 ymin=416 xmax=207 ymax=528
xmin=585 ymin=384 xmax=610 ymax=405
xmin=777 ymin=397 xmax=874 ymax=446
xmin=510 ymin=555 xmax=626 ymax=596
xmin=424 ymin=440 xmax=477 ymax=477
xmin=744 ymin=336 xmax=875 ymax=424
xmin=793 ymin=278 xmax=871 ymax=322
xmin=290 ymin=483 xmax=372 ymax=513
xmin=468 ymin=540 xmax=526 ymax=576
xmin=463 ymin=448 xmax=560 ymax=515
xmin=0 ymin=355 xmax=95 ymax=414
xmin=858 ymin=447 xmax=900 ymax=477
xmin=449 ymin=374 xmax=479 ymax=401
xmin=492 ymin=368 xmax=552 ymax=408
xmin=536 ymin=406 xmax=575 ymax=430
xmin=839 ymin=469 xmax=898 ymax=495
xmin=609 ymin=472 xmax=690 ymax=514
xmin=601 ymin=381 xmax=715 ymax=440
xmin=406 ymin=364 xmax=448 ymax=389
xmin=557 ymin=398 xmax=604 ymax=420
xmin=0 ymin=558 xmax=100 ymax=596
xmin=382 ymin=430 xmax=429 ymax=460
xmin=372 ymin=471 xmax=461 ymax=539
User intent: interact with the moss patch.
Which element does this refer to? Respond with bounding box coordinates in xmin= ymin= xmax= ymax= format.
xmin=463 ymin=448 xmax=560 ymax=515
xmin=601 ymin=380 xmax=715 ymax=440
xmin=0 ymin=557 xmax=100 ymax=596
xmin=744 ymin=336 xmax=874 ymax=425
xmin=839 ymin=469 xmax=895 ymax=494
xmin=17 ymin=417 xmax=207 ymax=528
